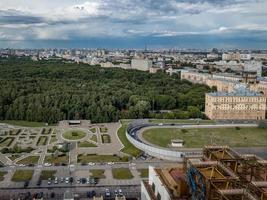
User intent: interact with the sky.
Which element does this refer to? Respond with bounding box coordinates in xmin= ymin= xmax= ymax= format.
xmin=0 ymin=0 xmax=267 ymax=49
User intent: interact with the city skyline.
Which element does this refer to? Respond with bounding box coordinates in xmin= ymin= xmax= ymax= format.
xmin=0 ymin=0 xmax=267 ymax=49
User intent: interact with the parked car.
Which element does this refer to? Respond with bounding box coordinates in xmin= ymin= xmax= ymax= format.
xmin=48 ymin=178 xmax=52 ymax=185
xmin=65 ymin=177 xmax=69 ymax=184
xmin=105 ymin=188 xmax=111 ymax=197
xmin=37 ymin=179 xmax=42 ymax=186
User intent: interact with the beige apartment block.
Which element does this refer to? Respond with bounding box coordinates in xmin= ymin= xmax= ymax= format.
xmin=206 ymin=78 xmax=236 ymax=93
xmin=205 ymin=91 xmax=267 ymax=120
xmin=180 ymin=70 xmax=211 ymax=84
xmin=250 ymin=81 xmax=267 ymax=96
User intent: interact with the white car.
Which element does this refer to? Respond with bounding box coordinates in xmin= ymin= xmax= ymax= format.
xmin=88 ymin=162 xmax=95 ymax=166
xmin=18 ymin=164 xmax=26 ymax=167
xmin=107 ymin=162 xmax=114 ymax=165
xmin=158 ymin=123 xmax=163 ymax=126
xmin=44 ymin=163 xmax=52 ymax=167
xmin=65 ymin=177 xmax=69 ymax=184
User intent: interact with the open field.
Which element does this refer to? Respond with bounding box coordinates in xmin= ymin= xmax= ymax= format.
xmin=17 ymin=156 xmax=39 ymax=165
xmin=78 ymin=141 xmax=97 ymax=148
xmin=77 ymin=154 xmax=123 ymax=163
xmin=11 ymin=170 xmax=34 ymax=182
xmin=117 ymin=120 xmax=141 ymax=157
xmin=112 ymin=168 xmax=133 ymax=180
xmin=149 ymin=119 xmax=215 ymax=124
xmin=89 ymin=169 xmax=105 ymax=179
xmin=40 ymin=170 xmax=56 ymax=180
xmin=44 ymin=155 xmax=69 ymax=164
xmin=142 ymin=127 xmax=267 ymax=148
xmin=62 ymin=130 xmax=86 ymax=140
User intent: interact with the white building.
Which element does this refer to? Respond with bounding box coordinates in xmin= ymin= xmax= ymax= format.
xmin=131 ymin=58 xmax=153 ymax=71
xmin=244 ymin=61 xmax=262 ymax=77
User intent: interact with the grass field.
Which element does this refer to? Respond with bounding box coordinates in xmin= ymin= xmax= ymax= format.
xmin=77 ymin=154 xmax=122 ymax=163
xmin=90 ymin=128 xmax=96 ymax=133
xmin=142 ymin=127 xmax=267 ymax=148
xmin=90 ymin=169 xmax=105 ymax=178
xmin=44 ymin=155 xmax=69 ymax=164
xmin=49 ymin=135 xmax=57 ymax=144
xmin=0 ymin=137 xmax=14 ymax=147
xmin=12 ymin=170 xmax=34 ymax=182
xmin=112 ymin=168 xmax=133 ymax=180
xmin=149 ymin=119 xmax=215 ymax=124
xmin=100 ymin=127 xmax=108 ymax=133
xmin=36 ymin=136 xmax=48 ymax=146
xmin=138 ymin=169 xmax=149 ymax=178
xmin=91 ymin=135 xmax=97 ymax=142
xmin=17 ymin=156 xmax=40 ymax=165
xmin=78 ymin=141 xmax=97 ymax=148
xmin=0 ymin=120 xmax=48 ymax=127
xmin=101 ymin=134 xmax=111 ymax=143
xmin=62 ymin=130 xmax=86 ymax=140
xmin=117 ymin=120 xmax=141 ymax=157
xmin=40 ymin=170 xmax=56 ymax=180
xmin=0 ymin=171 xmax=7 ymax=181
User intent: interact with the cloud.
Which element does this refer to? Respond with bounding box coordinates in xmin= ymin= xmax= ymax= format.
xmin=0 ymin=0 xmax=266 ymax=48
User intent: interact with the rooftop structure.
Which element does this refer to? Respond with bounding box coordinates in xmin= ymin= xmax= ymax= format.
xmin=141 ymin=146 xmax=267 ymax=200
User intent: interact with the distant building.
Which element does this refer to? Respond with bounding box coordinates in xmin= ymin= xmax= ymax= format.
xmin=149 ymin=67 xmax=161 ymax=74
xmin=205 ymin=85 xmax=267 ymax=120
xmin=141 ymin=166 xmax=188 ymax=200
xmin=222 ymin=52 xmax=251 ymax=61
xmin=180 ymin=70 xmax=211 ymax=84
xmin=131 ymin=58 xmax=153 ymax=71
xmin=243 ymin=61 xmax=262 ymax=77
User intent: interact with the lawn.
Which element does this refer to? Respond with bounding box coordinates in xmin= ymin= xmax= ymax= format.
xmin=138 ymin=168 xmax=149 ymax=178
xmin=49 ymin=135 xmax=57 ymax=144
xmin=142 ymin=127 xmax=267 ymax=148
xmin=12 ymin=170 xmax=34 ymax=182
xmin=78 ymin=141 xmax=97 ymax=148
xmin=90 ymin=169 xmax=105 ymax=178
xmin=100 ymin=127 xmax=108 ymax=133
xmin=36 ymin=136 xmax=48 ymax=146
xmin=17 ymin=156 xmax=40 ymax=165
xmin=101 ymin=134 xmax=111 ymax=143
xmin=62 ymin=130 xmax=86 ymax=140
xmin=0 ymin=120 xmax=47 ymax=127
xmin=77 ymin=154 xmax=122 ymax=163
xmin=91 ymin=135 xmax=97 ymax=142
xmin=0 ymin=137 xmax=14 ymax=147
xmin=112 ymin=168 xmax=133 ymax=180
xmin=40 ymin=170 xmax=56 ymax=180
xmin=0 ymin=171 xmax=7 ymax=181
xmin=90 ymin=128 xmax=96 ymax=133
xmin=149 ymin=119 xmax=215 ymax=125
xmin=44 ymin=155 xmax=69 ymax=164
xmin=117 ymin=120 xmax=141 ymax=157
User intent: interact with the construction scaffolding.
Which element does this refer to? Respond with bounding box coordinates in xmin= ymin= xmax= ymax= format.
xmin=186 ymin=146 xmax=267 ymax=200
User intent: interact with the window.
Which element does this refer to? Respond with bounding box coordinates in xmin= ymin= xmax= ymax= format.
xmin=157 ymin=193 xmax=161 ymax=200
xmin=152 ymin=183 xmax=155 ymax=192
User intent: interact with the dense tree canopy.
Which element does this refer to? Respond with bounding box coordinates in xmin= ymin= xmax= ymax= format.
xmin=0 ymin=57 xmax=211 ymax=123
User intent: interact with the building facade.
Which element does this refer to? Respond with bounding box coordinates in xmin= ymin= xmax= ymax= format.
xmin=205 ymin=86 xmax=267 ymax=120
xmin=141 ymin=166 xmax=188 ymax=200
xmin=131 ymin=58 xmax=153 ymax=71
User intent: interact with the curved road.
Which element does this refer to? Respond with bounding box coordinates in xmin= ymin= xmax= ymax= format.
xmin=126 ymin=119 xmax=262 ymax=160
